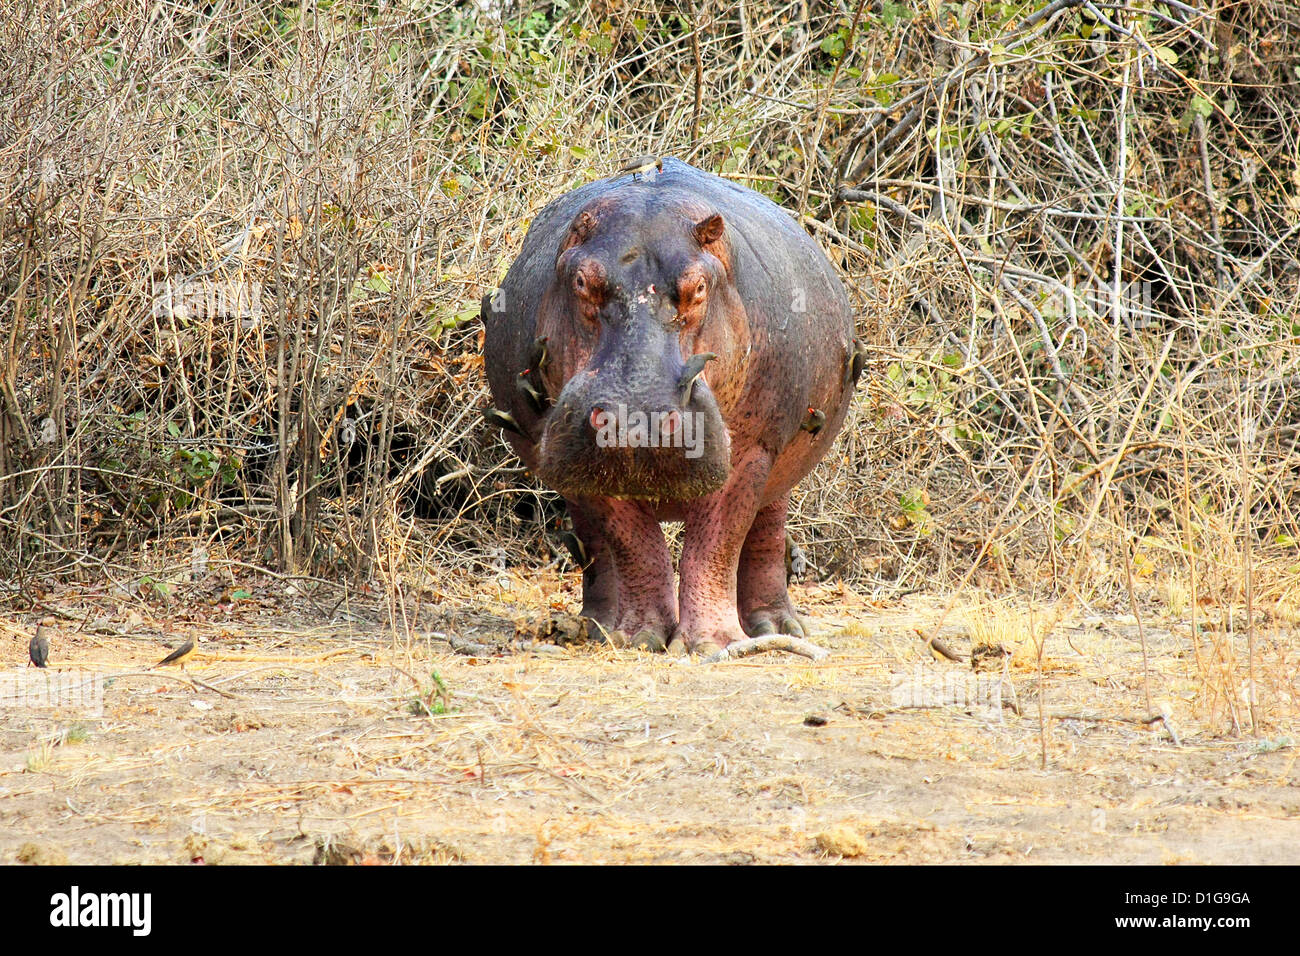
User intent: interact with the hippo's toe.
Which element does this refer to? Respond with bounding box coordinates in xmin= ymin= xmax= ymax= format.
xmin=744 ymin=606 xmax=808 ymax=639
xmin=608 ymin=625 xmax=670 ymax=652
xmin=670 ymin=618 xmax=747 ymax=656
xmin=629 ymin=628 xmax=668 ymax=652
xmin=666 ymin=636 xmax=726 ymax=658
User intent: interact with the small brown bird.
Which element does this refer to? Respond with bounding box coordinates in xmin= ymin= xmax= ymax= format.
xmin=848 ymin=337 xmax=868 ymax=387
xmin=483 ymin=407 xmax=523 ymax=436
xmin=558 ymin=530 xmax=589 ymax=569
xmin=152 ymin=637 xmax=197 ymax=672
xmin=28 ymin=627 xmax=49 ymax=668
xmin=618 ymin=155 xmax=664 ymax=181
xmin=784 ymin=532 xmax=808 ymax=585
xmin=799 ymin=407 xmax=826 ymax=436
xmin=915 ymin=628 xmax=964 ymax=663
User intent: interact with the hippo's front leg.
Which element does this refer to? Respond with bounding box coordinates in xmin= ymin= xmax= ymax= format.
xmin=565 ymin=497 xmax=620 ymax=630
xmin=737 ymin=493 xmax=808 ymax=638
xmin=586 ymin=498 xmax=677 ymax=651
xmin=670 ymin=450 xmax=771 ymax=655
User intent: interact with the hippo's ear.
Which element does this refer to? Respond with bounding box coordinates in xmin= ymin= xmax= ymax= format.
xmin=693 ymin=213 xmax=725 ymax=247
xmin=559 ymin=210 xmax=597 ymax=255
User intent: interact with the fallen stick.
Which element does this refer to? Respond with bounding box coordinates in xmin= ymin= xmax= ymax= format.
xmin=203 ymin=649 xmax=355 ymax=664
xmin=91 ymin=669 xmax=240 ymax=698
xmin=187 ymin=675 xmax=241 ymax=700
xmin=701 ymin=636 xmax=830 ymax=664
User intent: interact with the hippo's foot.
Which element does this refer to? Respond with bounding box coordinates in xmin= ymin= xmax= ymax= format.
xmin=604 ymin=606 xmax=674 ymax=652
xmin=743 ymin=601 xmax=809 ymax=639
xmin=578 ymin=594 xmax=618 ymax=633
xmin=666 ymin=615 xmax=748 ymax=657
xmin=575 ymin=498 xmax=676 ymax=652
xmin=608 ymin=622 xmax=671 ymax=652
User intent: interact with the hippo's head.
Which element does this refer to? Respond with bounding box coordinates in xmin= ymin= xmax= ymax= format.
xmin=530 ymin=190 xmax=749 ymax=500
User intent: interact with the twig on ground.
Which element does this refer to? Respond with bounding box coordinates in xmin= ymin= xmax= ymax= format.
xmin=700 ymin=636 xmax=830 ymax=663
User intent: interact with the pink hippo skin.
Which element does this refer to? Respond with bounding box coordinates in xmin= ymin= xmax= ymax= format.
xmin=482 ymin=159 xmax=859 ymax=655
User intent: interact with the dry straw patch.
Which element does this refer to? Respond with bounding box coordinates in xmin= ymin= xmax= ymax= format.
xmin=4 ymin=586 xmax=1296 ymax=864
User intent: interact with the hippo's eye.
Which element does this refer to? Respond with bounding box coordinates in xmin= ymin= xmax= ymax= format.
xmin=677 ymin=276 xmax=706 ymax=309
xmin=573 ymin=271 xmax=605 ymax=306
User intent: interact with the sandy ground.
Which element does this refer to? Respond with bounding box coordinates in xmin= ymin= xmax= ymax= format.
xmin=2 ymin=574 xmax=1297 ymax=865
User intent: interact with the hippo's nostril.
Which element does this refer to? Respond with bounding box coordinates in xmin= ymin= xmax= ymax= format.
xmin=660 ymin=409 xmax=681 ymax=438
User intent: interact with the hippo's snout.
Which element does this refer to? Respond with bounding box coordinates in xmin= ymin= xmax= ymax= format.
xmin=589 ymin=403 xmax=701 ymax=459
xmin=537 ymin=361 xmax=731 ymax=500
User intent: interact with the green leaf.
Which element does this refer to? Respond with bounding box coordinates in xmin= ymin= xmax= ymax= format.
xmin=881 ymin=1 xmax=912 ymax=28
xmin=900 ymin=488 xmax=927 ymax=512
xmin=819 ymin=35 xmax=845 ymax=58
xmin=1154 ymin=46 xmax=1178 ymax=67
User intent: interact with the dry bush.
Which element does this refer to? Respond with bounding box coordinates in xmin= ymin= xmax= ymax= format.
xmin=1 ymin=0 xmax=1298 ymax=704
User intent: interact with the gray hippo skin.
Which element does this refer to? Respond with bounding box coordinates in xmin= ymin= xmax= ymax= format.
xmin=482 ymin=159 xmax=857 ymax=655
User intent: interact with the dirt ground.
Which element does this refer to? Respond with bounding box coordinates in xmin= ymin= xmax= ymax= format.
xmin=2 ymin=570 xmax=1297 ymax=865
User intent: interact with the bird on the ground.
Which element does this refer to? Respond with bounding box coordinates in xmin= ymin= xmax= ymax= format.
xmin=971 ymin=642 xmax=1010 ymax=672
xmin=916 ymin=628 xmax=964 ymax=663
xmin=28 ymin=627 xmax=49 ymax=668
xmin=152 ymin=637 xmax=197 ymax=673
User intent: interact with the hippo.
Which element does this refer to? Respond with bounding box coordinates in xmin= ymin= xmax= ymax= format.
xmin=482 ymin=158 xmax=860 ymax=655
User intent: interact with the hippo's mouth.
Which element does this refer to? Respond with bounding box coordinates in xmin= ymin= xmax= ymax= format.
xmin=536 ymin=402 xmax=732 ymax=500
